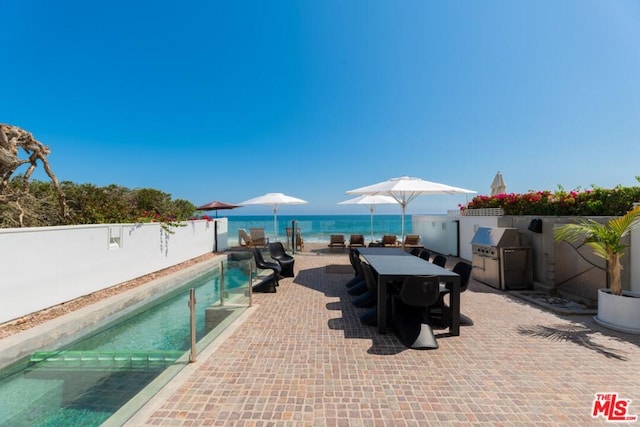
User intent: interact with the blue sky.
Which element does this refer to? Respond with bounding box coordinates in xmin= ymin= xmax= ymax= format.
xmin=2 ymin=1 xmax=639 ymax=216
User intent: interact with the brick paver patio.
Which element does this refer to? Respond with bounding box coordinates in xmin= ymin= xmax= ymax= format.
xmin=127 ymin=248 xmax=640 ymax=426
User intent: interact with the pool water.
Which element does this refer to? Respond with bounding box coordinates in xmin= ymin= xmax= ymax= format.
xmin=0 ymin=263 xmax=250 ymax=427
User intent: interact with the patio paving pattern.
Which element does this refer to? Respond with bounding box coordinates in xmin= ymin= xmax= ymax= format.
xmin=128 ymin=249 xmax=640 ymax=426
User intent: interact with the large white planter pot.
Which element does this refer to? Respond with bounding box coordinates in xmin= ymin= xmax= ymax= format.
xmin=594 ymin=288 xmax=640 ymax=334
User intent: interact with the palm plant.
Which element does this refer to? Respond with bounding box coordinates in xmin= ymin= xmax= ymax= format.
xmin=555 ymin=206 xmax=640 ymax=296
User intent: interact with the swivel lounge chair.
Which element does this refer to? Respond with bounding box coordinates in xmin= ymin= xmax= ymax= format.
xmin=252 ymin=248 xmax=280 ymax=293
xmin=429 ymin=261 xmax=473 ymax=328
xmin=268 ymin=242 xmax=295 ymax=278
xmin=392 ymin=275 xmax=441 ymax=350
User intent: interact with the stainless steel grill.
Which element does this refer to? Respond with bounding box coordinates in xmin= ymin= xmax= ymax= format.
xmin=471 ymin=227 xmax=531 ymax=290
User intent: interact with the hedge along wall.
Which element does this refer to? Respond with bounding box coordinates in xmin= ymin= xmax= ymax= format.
xmin=0 ymin=219 xmax=227 ymax=324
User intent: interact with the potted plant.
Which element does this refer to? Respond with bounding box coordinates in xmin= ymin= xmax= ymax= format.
xmin=555 ymin=206 xmax=640 ymax=334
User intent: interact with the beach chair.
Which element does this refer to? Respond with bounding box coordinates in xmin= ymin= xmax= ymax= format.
xmin=286 ymin=227 xmax=304 ymax=251
xmin=328 ymin=234 xmax=346 ymax=249
xmin=403 ymin=234 xmax=423 ymax=249
xmin=249 ymin=228 xmax=269 ymax=248
xmin=238 ymin=228 xmax=254 ymax=247
xmin=348 ymin=234 xmax=366 ymax=248
xmin=382 ymin=235 xmax=398 ymax=247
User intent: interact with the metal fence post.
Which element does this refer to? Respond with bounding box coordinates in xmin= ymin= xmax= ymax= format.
xmin=248 ymin=260 xmax=253 ymax=307
xmin=220 ymin=261 xmax=225 ymax=306
xmin=188 ymin=288 xmax=196 ymax=363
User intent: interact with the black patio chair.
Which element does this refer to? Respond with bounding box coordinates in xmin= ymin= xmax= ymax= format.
xmin=359 ymin=261 xmax=382 ymax=326
xmin=418 ymin=250 xmax=431 ymax=262
xmin=432 ymin=254 xmax=448 ymax=268
xmin=392 ymin=275 xmax=441 ymax=350
xmin=429 ymin=261 xmax=473 ymax=328
xmin=345 ymin=249 xmax=364 ymax=288
xmin=268 ymin=242 xmax=295 ymax=278
xmin=352 ymin=261 xmax=377 ymax=308
xmin=252 ymin=248 xmax=280 ymax=293
xmin=347 ymin=257 xmax=368 ymax=296
xmin=410 ymin=248 xmax=422 ymax=257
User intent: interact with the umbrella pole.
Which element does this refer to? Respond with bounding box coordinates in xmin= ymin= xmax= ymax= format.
xmin=273 ymin=207 xmax=278 ymax=240
xmin=369 ymin=206 xmax=374 ymax=243
xmin=401 ymin=204 xmax=406 ymax=249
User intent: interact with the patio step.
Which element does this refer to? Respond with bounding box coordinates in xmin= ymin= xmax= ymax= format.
xmin=28 ymin=350 xmax=184 ymax=371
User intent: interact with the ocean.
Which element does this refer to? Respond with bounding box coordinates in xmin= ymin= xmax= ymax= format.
xmin=225 ymin=214 xmax=409 ymax=245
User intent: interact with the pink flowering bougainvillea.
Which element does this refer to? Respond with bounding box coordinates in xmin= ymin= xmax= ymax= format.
xmin=461 ymin=184 xmax=640 ymax=216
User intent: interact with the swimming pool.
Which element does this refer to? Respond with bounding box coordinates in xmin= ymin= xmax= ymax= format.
xmin=0 ymin=257 xmax=252 ymax=427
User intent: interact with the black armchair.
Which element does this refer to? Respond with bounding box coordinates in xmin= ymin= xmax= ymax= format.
xmin=392 ymin=275 xmax=440 ymax=349
xmin=268 ymin=242 xmax=295 ymax=278
xmin=252 ymin=248 xmax=280 ymax=293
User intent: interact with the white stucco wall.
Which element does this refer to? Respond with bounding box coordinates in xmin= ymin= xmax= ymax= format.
xmin=632 ymin=228 xmax=640 ymax=293
xmin=0 ymin=219 xmax=228 ymax=324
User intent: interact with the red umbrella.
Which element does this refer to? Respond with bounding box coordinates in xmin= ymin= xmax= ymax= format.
xmin=196 ymin=200 xmax=241 ymax=218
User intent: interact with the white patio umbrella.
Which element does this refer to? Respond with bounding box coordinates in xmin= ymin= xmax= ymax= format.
xmin=490 ymin=171 xmax=507 ymax=196
xmin=346 ymin=176 xmax=476 ymax=247
xmin=238 ymin=192 xmax=308 ymax=239
xmin=338 ymin=195 xmax=399 ymax=243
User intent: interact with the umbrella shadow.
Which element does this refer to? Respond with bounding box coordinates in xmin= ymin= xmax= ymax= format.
xmin=293 ymin=266 xmax=408 ymax=355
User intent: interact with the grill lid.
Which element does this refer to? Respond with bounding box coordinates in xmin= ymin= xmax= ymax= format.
xmin=471 ymin=227 xmax=522 ymax=247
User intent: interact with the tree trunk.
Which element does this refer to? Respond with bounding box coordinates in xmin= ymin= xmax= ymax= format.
xmin=609 ymin=253 xmax=623 ymax=296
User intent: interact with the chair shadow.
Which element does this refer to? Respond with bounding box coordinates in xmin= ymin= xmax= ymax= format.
xmin=294 ymin=266 xmax=409 ymax=355
xmin=297 ymin=264 xmax=465 ymax=354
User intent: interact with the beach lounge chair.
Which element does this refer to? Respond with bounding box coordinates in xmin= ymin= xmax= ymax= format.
xmin=382 ymin=235 xmax=398 ymax=247
xmin=249 ymin=228 xmax=269 ymax=248
xmin=238 ymin=228 xmax=254 ymax=247
xmin=348 ymin=234 xmax=365 ymax=248
xmin=328 ymin=234 xmax=346 ymax=249
xmin=268 ymin=242 xmax=295 ymax=278
xmin=286 ymin=227 xmax=304 ymax=251
xmin=403 ymin=234 xmax=423 ymax=249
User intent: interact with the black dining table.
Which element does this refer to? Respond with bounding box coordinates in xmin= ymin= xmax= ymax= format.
xmin=356 ymin=247 xmax=461 ymax=336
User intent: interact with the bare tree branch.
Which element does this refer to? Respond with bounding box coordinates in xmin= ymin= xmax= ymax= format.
xmin=0 ymin=124 xmax=67 ymax=226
